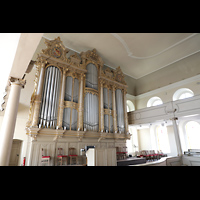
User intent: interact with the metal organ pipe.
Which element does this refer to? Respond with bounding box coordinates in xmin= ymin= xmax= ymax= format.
xmin=43 ymin=67 xmax=52 ymax=127
xmin=50 ymin=68 xmax=57 ymax=128
xmin=73 ymin=78 xmax=79 ymax=103
xmin=47 ymin=67 xmax=55 ymax=128
xmin=84 ymin=64 xmax=99 ymax=131
xmin=39 ymin=66 xmax=61 ymax=129
xmin=51 ymin=68 xmax=60 ymax=128
xmin=54 ymin=69 xmax=60 ymax=128
xmin=40 ymin=67 xmax=49 ymax=126
xmin=115 ymin=89 xmax=125 ymax=133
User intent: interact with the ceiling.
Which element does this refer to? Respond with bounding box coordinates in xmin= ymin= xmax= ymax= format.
xmin=33 ymin=33 xmax=200 ymax=80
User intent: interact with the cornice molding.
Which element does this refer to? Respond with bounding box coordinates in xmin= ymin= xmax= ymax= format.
xmin=126 ymin=74 xmax=200 ymax=101
xmin=135 ymin=74 xmax=200 ymax=100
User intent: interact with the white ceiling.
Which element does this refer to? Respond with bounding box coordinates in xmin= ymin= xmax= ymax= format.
xmin=36 ymin=33 xmax=200 ymax=79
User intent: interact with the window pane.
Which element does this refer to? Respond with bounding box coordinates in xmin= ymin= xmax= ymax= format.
xmin=185 ymin=121 xmax=200 ymax=149
xmin=152 ymin=100 xmax=162 ymax=106
xmin=179 ymin=92 xmax=193 ymax=100
xmin=156 ymin=125 xmax=170 ymax=153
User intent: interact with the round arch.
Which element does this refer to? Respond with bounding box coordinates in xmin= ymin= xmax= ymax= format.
xmin=173 ymin=88 xmax=194 ymax=101
xmin=147 ymin=96 xmax=163 ymax=107
xmin=184 ymin=120 xmax=200 ymax=149
xmin=126 ymin=100 xmax=135 ymax=112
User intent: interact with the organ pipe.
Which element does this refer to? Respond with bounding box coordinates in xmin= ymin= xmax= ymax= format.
xmin=62 ymin=76 xmax=79 ymax=131
xmin=84 ymin=63 xmax=99 ymax=131
xmin=103 ymin=87 xmax=114 ymax=133
xmin=37 ymin=65 xmax=126 ymax=134
xmin=84 ymin=93 xmax=99 ymax=131
xmin=31 ymin=40 xmax=129 ymax=138
xmin=39 ymin=66 xmax=61 ymax=129
xmin=73 ymin=78 xmax=79 ymax=103
xmin=71 ymin=109 xmax=78 ymax=130
xmin=85 ymin=63 xmax=98 ymax=90
xmin=115 ymin=89 xmax=125 ymax=133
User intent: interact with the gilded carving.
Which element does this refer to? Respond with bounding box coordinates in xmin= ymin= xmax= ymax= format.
xmin=64 ymin=101 xmax=78 ymax=110
xmin=84 ymin=87 xmax=99 ymax=96
xmin=26 ymin=36 xmax=130 ymax=140
xmin=42 ymin=37 xmax=69 ymax=62
xmin=104 ymin=67 xmax=114 ymax=79
xmin=80 ymin=48 xmax=104 ymax=67
xmin=114 ymin=66 xmax=126 ymax=85
xmin=104 ymin=108 xmax=112 ymax=115
xmin=68 ymin=52 xmax=81 ymax=66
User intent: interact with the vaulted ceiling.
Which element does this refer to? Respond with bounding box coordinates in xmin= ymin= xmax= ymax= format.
xmin=35 ymin=33 xmax=200 ymax=80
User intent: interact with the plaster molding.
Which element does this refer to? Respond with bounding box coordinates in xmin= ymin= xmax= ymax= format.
xmin=110 ymin=33 xmax=198 ymax=60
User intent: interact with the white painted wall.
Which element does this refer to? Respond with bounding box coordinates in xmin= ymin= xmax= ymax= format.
xmin=166 ymin=125 xmax=177 ymax=156
xmin=138 ymin=128 xmax=152 ymax=150
xmin=135 ymin=74 xmax=200 ymax=110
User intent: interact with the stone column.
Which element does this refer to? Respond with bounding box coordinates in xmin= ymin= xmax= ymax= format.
xmin=77 ymin=73 xmax=85 ymax=131
xmin=56 ymin=69 xmax=67 ymax=129
xmin=31 ymin=62 xmax=46 ymax=127
xmin=0 ymin=77 xmax=26 ymax=166
xmin=123 ymin=88 xmax=128 ymax=134
xmin=112 ymin=85 xmax=117 ymax=133
xmin=171 ymin=117 xmax=182 ymax=156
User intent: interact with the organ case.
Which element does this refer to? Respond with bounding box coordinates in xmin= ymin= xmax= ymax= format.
xmin=26 ymin=37 xmax=130 ymax=141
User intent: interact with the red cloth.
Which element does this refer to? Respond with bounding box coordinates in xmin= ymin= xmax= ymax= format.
xmin=42 ymin=156 xmax=50 ymax=158
xmin=57 ymin=155 xmax=68 ymax=157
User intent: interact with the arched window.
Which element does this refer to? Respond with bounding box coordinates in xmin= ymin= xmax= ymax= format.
xmin=185 ymin=121 xmax=200 ymax=149
xmin=173 ymin=88 xmax=194 ymax=101
xmin=126 ymin=100 xmax=135 ymax=112
xmin=147 ymin=96 xmax=163 ymax=107
xmin=155 ymin=125 xmax=170 ymax=153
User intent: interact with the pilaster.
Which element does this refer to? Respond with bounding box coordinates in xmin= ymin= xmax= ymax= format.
xmin=112 ymin=85 xmax=118 ymax=133
xmin=31 ymin=62 xmax=46 ymax=127
xmin=57 ymin=68 xmax=67 ymax=129
xmin=171 ymin=117 xmax=183 ymax=156
xmin=77 ymin=73 xmax=85 ymax=131
xmin=123 ymin=88 xmax=128 ymax=134
xmin=99 ymin=80 xmax=104 ymax=132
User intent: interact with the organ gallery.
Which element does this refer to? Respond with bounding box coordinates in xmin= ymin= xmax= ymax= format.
xmin=25 ymin=37 xmax=130 ymax=165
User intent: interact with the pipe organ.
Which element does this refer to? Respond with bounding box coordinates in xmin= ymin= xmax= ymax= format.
xmin=26 ymin=37 xmax=130 ymax=164
xmin=39 ymin=66 xmax=61 ymax=129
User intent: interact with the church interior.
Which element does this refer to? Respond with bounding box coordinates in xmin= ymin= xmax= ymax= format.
xmin=1 ymin=33 xmax=200 ymax=166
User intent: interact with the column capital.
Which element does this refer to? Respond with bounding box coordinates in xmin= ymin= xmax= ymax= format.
xmin=37 ymin=57 xmax=48 ymax=66
xmin=99 ymin=79 xmax=105 ymax=86
xmin=63 ymin=67 xmax=69 ymax=75
xmin=123 ymin=87 xmax=127 ymax=94
xmin=9 ymin=77 xmax=26 ymax=88
xmin=112 ymin=84 xmax=117 ymax=91
xmin=80 ymin=72 xmax=85 ymax=80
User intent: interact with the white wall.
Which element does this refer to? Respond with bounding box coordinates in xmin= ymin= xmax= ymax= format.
xmin=135 ymin=74 xmax=200 ymax=110
xmin=136 ymin=125 xmax=177 ymax=156
xmin=138 ymin=128 xmax=152 ymax=150
xmin=166 ymin=125 xmax=177 ymax=156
